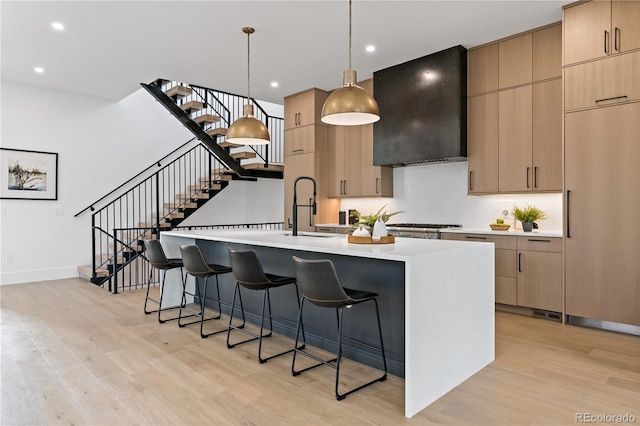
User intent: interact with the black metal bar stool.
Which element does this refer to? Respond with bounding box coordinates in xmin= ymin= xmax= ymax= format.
xmin=227 ymin=247 xmax=305 ymax=363
xmin=143 ymin=239 xmax=187 ymax=323
xmin=291 ymin=256 xmax=387 ymax=400
xmin=179 ymin=245 xmax=234 ymax=338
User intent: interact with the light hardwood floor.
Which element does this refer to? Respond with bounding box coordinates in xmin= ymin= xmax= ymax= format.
xmin=1 ymin=278 xmax=638 ymax=425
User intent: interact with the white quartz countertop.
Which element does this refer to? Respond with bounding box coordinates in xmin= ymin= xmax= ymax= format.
xmin=440 ymin=228 xmax=563 ymax=238
xmin=161 ymin=229 xmax=489 ymax=261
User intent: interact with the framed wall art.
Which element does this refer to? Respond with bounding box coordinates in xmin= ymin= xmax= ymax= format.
xmin=0 ymin=148 xmax=58 ymax=200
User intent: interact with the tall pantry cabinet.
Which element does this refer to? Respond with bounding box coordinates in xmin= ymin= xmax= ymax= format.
xmin=563 ymin=0 xmax=640 ymax=326
xmin=283 ymin=88 xmax=339 ymax=232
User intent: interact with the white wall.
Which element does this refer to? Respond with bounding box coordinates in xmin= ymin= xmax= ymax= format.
xmin=0 ymin=82 xmax=281 ymax=285
xmin=339 ymin=161 xmax=563 ymax=232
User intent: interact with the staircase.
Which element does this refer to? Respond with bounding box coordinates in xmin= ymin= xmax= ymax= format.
xmin=76 ymin=79 xmax=285 ymax=293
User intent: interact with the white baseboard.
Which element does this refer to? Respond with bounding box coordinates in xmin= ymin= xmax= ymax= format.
xmin=0 ymin=266 xmax=78 ymax=285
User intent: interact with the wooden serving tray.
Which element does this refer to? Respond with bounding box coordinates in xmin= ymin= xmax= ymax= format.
xmin=347 ymin=235 xmax=396 ymax=244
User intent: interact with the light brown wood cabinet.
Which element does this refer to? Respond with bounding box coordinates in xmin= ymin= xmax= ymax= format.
xmin=283 ymin=152 xmax=338 ymax=233
xmin=564 ymin=0 xmax=640 ymax=66
xmin=468 ymin=23 xmax=562 ymax=195
xmin=284 ymin=125 xmax=327 ymax=157
xmin=564 ymin=50 xmax=640 ymax=111
xmin=468 ymin=93 xmax=499 ymax=194
xmin=442 ymin=232 xmax=563 ymax=313
xmin=498 ymin=86 xmax=533 ymax=192
xmin=328 ymin=126 xmax=363 ymax=197
xmin=468 ymin=43 xmax=499 ymax=96
xmin=564 ymin=102 xmax=640 ymax=326
xmin=284 ymin=88 xmax=327 ymax=131
xmin=532 ymin=79 xmax=563 ymax=191
xmin=516 ymin=236 xmax=563 ymax=312
xmin=284 ymin=88 xmax=338 ymax=231
xmin=499 ymin=33 xmax=532 ymax=89
xmin=326 ymin=79 xmax=393 ymax=198
xmin=497 ymin=80 xmax=562 ymax=193
xmin=533 ymin=24 xmax=563 ymax=81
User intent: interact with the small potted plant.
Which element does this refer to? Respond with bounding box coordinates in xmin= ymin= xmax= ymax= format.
xmin=353 ymin=204 xmax=404 ymax=230
xmin=511 ymin=204 xmax=547 ymax=232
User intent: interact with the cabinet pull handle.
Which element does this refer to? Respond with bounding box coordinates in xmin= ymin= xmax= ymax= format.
xmin=465 ymin=236 xmax=487 ymax=240
xmin=615 ymin=27 xmax=620 ymax=52
xmin=340 ymin=180 xmax=344 ymax=195
xmin=344 ymin=180 xmax=347 ymax=195
xmin=293 ymin=149 xmax=304 ymax=153
xmin=595 ymin=95 xmax=628 ymax=105
xmin=376 ymin=177 xmax=380 ymax=194
xmin=526 ymin=167 xmax=530 ymax=189
xmin=469 ymin=171 xmax=473 ymax=191
xmin=309 ymin=198 xmax=313 ymax=226
xmin=604 ymin=30 xmax=610 ymax=54
xmin=534 ymin=166 xmax=538 ymax=188
xmin=518 ymin=253 xmax=522 ymax=273
xmin=527 ymin=239 xmax=551 ymax=243
xmin=566 ymin=190 xmax=571 ymax=238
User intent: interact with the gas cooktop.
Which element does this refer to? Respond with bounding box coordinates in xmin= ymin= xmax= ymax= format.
xmin=386 ymin=223 xmax=462 ymax=229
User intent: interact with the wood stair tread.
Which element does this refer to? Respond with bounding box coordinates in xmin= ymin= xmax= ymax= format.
xmin=180 ymin=100 xmax=204 ymax=111
xmin=242 ymin=163 xmax=284 ymax=172
xmin=138 ymin=221 xmax=171 ymax=228
xmin=218 ymin=140 xmax=242 ymax=149
xmin=194 ymin=114 xmax=221 ymax=124
xmin=176 ymin=193 xmax=209 ymax=200
xmin=78 ymin=265 xmax=109 ymax=278
xmin=164 ymin=202 xmax=198 ymax=209
xmin=165 ymin=85 xmax=192 ymax=98
xmin=207 ymin=128 xmax=228 ymax=137
xmin=188 ymin=183 xmax=222 ymax=191
xmin=231 ymin=151 xmax=257 ymax=160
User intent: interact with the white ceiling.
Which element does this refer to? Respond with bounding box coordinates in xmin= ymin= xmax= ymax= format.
xmin=1 ymin=1 xmax=572 ymax=105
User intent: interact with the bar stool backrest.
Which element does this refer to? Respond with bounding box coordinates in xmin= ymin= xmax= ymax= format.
xmin=292 ymin=256 xmax=350 ymax=308
xmin=144 ymin=240 xmax=172 ymax=270
xmin=228 ymin=247 xmax=270 ymax=288
xmin=180 ymin=245 xmax=214 ymax=278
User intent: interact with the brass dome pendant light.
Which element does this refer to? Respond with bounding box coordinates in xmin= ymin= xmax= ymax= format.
xmin=321 ymin=0 xmax=380 ymax=126
xmin=226 ymin=27 xmax=270 ymax=145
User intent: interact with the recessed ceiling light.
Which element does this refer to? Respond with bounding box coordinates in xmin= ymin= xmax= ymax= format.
xmin=51 ymin=22 xmax=64 ymax=31
xmin=270 ymin=81 xmax=279 ymax=88
xmin=34 ymin=67 xmax=44 ymax=73
xmin=366 ymin=45 xmax=375 ymax=53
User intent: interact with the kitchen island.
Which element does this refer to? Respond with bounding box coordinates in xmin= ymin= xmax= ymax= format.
xmin=160 ymin=229 xmax=494 ymax=418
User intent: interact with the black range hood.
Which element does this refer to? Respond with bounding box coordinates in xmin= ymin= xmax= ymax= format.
xmin=373 ymin=45 xmax=467 ymax=166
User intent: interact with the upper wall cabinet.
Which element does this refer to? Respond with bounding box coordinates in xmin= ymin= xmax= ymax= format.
xmin=468 ymin=43 xmax=499 ymax=96
xmin=284 ymin=88 xmax=327 ymax=131
xmin=499 ymin=33 xmax=532 ymax=89
xmin=467 ymin=22 xmax=562 ymax=195
xmin=564 ymin=0 xmax=640 ymax=66
xmin=533 ymin=24 xmax=563 ymax=81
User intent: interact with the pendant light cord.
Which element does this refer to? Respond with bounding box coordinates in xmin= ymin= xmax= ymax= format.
xmin=348 ymin=0 xmax=352 ymax=76
xmin=247 ymin=28 xmax=252 ymax=106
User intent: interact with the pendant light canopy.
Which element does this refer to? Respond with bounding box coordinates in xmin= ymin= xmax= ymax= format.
xmin=321 ymin=0 xmax=380 ymax=126
xmin=227 ymin=27 xmax=270 ymax=145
